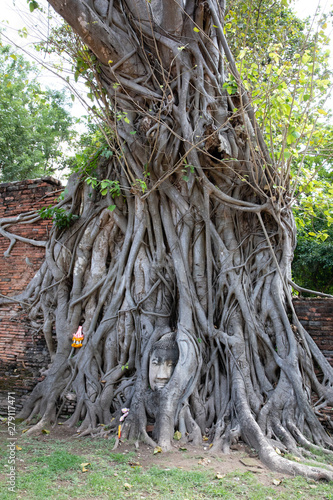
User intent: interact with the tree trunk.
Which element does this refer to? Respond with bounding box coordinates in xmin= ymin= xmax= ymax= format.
xmin=11 ymin=0 xmax=333 ymax=479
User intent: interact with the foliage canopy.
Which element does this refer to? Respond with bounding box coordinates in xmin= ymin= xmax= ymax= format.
xmin=0 ymin=40 xmax=75 ymax=182
xmin=224 ymin=0 xmax=333 ymax=292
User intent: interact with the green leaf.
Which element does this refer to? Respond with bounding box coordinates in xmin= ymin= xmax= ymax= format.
xmin=173 ymin=431 xmax=182 ymax=441
xmin=108 ymin=205 xmax=116 ymax=212
xmin=29 ymin=1 xmax=38 ymax=12
xmin=101 ymin=149 xmax=113 ymax=159
xmin=18 ymin=27 xmax=29 ymax=39
xmin=193 ymin=27 xmax=200 ymax=33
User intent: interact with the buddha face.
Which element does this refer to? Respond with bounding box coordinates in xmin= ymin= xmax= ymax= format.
xmin=149 ymin=334 xmax=178 ymax=391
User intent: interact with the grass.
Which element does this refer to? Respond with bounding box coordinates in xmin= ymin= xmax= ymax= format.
xmin=0 ymin=427 xmax=332 ymax=500
xmin=283 ymin=447 xmax=333 ymax=472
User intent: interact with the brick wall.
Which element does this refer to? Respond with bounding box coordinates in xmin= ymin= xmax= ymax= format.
xmin=293 ymin=298 xmax=333 ymax=423
xmin=293 ymin=298 xmax=333 ymax=368
xmin=0 ymin=178 xmax=62 ymax=413
xmin=0 ymin=177 xmax=62 ymax=296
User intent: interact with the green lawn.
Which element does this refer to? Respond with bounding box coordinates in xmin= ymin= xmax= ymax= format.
xmin=0 ymin=427 xmax=332 ymax=500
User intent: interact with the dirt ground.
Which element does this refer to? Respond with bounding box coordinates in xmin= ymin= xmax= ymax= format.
xmin=28 ymin=424 xmax=285 ymax=487
xmin=2 ymin=422 xmax=333 ymax=500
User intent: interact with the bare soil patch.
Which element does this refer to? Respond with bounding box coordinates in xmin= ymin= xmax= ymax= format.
xmin=28 ymin=425 xmax=284 ymax=486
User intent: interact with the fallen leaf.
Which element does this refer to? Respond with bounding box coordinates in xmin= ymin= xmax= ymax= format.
xmin=216 ymin=473 xmax=225 ymax=479
xmin=124 ymin=483 xmax=132 ymax=490
xmin=179 ymin=447 xmax=187 ymax=451
xmin=309 ymin=485 xmax=317 ymax=489
xmin=21 ymin=429 xmax=28 ymax=434
xmin=202 ymin=436 xmax=209 ymax=441
xmin=129 ymin=462 xmax=141 ymax=468
xmin=272 ymin=479 xmax=282 ymax=486
xmin=275 ymin=448 xmax=282 ymax=455
xmin=173 ymin=430 xmax=182 ymax=441
xmin=80 ymin=462 xmax=91 ymax=473
xmin=15 ymin=445 xmax=22 ymax=451
xmin=198 ymin=458 xmax=211 ymax=466
xmin=41 ymin=429 xmax=50 ymax=434
xmin=153 ymin=446 xmax=162 ymax=455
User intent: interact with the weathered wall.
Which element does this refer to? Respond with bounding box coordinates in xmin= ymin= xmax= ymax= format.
xmin=0 ymin=178 xmax=62 ymax=413
xmin=293 ymin=298 xmax=333 ymax=423
xmin=293 ymin=298 xmax=333 ymax=368
xmin=0 ymin=177 xmax=62 ymax=296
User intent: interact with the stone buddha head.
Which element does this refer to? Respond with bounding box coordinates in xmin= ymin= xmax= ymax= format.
xmin=149 ymin=332 xmax=179 ymax=391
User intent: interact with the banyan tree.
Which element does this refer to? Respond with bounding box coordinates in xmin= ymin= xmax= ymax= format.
xmin=3 ymin=0 xmax=333 ymax=479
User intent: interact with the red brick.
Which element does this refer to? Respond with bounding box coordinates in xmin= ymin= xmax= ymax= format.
xmin=0 ymin=178 xmax=62 ymax=413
